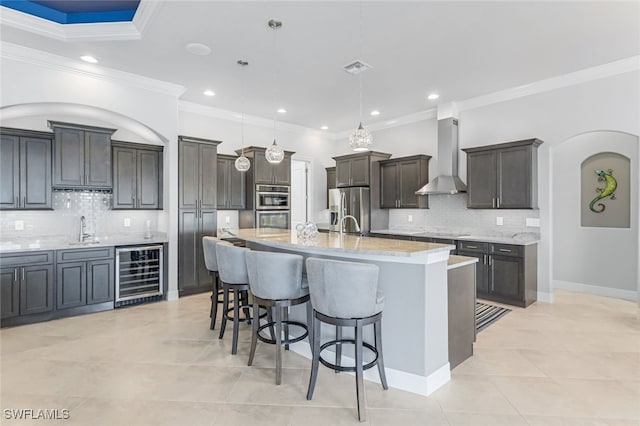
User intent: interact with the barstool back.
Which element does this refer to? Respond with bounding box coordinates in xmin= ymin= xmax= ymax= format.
xmin=216 ymin=243 xmax=249 ymax=285
xmin=202 ymin=236 xmax=222 ymax=272
xmin=246 ymin=251 xmax=304 ymax=300
xmin=306 ymin=258 xmax=383 ymax=319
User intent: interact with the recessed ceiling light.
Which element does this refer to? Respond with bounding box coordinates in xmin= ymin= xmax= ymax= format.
xmin=80 ymin=55 xmax=98 ymax=63
xmin=277 ymin=108 xmax=287 ymax=114
xmin=427 ymin=93 xmax=439 ymax=100
xmin=370 ymin=110 xmax=380 ymax=116
xmin=186 ymin=43 xmax=211 ymax=56
xmin=320 ymin=126 xmax=328 ymax=130
xmin=203 ymin=90 xmax=215 ymax=97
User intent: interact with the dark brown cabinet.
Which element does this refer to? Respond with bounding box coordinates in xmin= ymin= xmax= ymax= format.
xmin=336 ymin=156 xmax=371 ymax=187
xmin=379 ymin=155 xmax=430 ymax=209
xmin=463 ymin=139 xmax=542 ymax=209
xmin=112 ymin=142 xmax=163 ymax=210
xmin=239 ymin=148 xmax=292 ymax=185
xmin=56 ymin=247 xmax=114 ymax=310
xmin=325 ymin=167 xmax=336 ymax=208
xmin=49 ymin=121 xmax=115 ymax=190
xmin=0 ymin=251 xmax=54 ymax=319
xmin=178 ymin=136 xmax=220 ymax=296
xmin=217 ymin=154 xmax=246 ymax=210
xmin=0 ymin=130 xmax=52 ymax=210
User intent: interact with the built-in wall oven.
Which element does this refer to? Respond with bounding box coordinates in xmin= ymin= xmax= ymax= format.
xmin=115 ymin=245 xmax=163 ymax=306
xmin=256 ymin=185 xmax=290 ymax=210
xmin=256 ymin=210 xmax=290 ymax=230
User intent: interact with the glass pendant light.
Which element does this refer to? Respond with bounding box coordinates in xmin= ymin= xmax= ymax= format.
xmin=348 ymin=2 xmax=372 ymax=152
xmin=265 ymin=19 xmax=285 ymax=164
xmin=235 ymin=60 xmax=251 ymax=172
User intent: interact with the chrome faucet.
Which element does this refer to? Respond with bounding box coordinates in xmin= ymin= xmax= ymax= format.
xmin=79 ymin=215 xmax=91 ymax=242
xmin=340 ymin=215 xmax=361 ymax=236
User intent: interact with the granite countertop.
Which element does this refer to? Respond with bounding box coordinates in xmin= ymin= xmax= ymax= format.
xmin=371 ymin=229 xmax=540 ymax=246
xmin=447 ymin=255 xmax=478 ymax=270
xmin=234 ymin=228 xmax=455 ymax=257
xmin=0 ymin=232 xmax=169 ymax=254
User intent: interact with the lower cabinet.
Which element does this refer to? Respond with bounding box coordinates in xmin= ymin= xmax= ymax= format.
xmin=0 ymin=251 xmax=54 ymax=320
xmin=178 ymin=208 xmax=217 ymax=296
xmin=56 ymin=247 xmax=114 ymax=310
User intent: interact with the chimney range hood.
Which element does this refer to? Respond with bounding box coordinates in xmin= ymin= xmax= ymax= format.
xmin=415 ymin=117 xmax=467 ymax=195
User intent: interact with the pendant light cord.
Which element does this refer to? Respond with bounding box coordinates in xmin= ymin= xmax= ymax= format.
xmin=241 ymin=61 xmax=246 ymax=156
xmin=272 ymin=21 xmax=278 ymax=140
xmin=358 ymin=1 xmax=363 ymax=125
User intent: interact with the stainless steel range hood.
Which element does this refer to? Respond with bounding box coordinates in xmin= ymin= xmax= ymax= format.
xmin=415 ymin=117 xmax=467 ymax=195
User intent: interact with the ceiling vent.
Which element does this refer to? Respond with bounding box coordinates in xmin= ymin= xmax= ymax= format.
xmin=343 ymin=60 xmax=373 ymax=75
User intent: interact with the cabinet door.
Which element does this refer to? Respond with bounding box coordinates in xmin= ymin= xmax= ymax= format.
xmin=228 ymin=162 xmax=246 ymax=210
xmin=398 ymin=160 xmax=423 ymax=208
xmin=0 ymin=135 xmax=20 ymax=209
xmin=466 ymin=151 xmax=497 ymax=209
xmin=112 ymin=147 xmax=136 ymax=209
xmin=0 ymin=268 xmax=19 ymax=319
xmin=335 ymin=159 xmax=351 ymax=187
xmin=84 ymin=132 xmax=112 ymax=188
xmin=179 ymin=141 xmax=199 ymax=209
xmin=216 ymin=158 xmax=229 ymax=209
xmin=379 ymin=163 xmax=398 ymax=208
xmin=21 ymin=137 xmax=52 ymax=209
xmin=178 ymin=209 xmax=199 ymax=291
xmin=497 ymin=146 xmax=532 ymax=209
xmin=199 ymin=144 xmax=218 ymax=209
xmin=87 ymin=259 xmax=114 ymax=304
xmin=198 ymin=209 xmax=217 ymax=287
xmin=489 ymin=255 xmax=523 ymax=301
xmin=254 ymin=151 xmax=274 ymax=184
xmin=273 ymin=155 xmax=291 ymax=185
xmin=56 ymin=262 xmax=86 ymax=309
xmin=350 ymin=157 xmax=370 ymax=186
xmin=326 ymin=168 xmax=336 ymax=208
xmin=459 ymin=251 xmax=489 ymax=295
xmin=137 ymin=149 xmax=160 ymax=209
xmin=20 ymin=265 xmax=54 ymax=315
xmin=54 ymin=128 xmax=84 ymax=187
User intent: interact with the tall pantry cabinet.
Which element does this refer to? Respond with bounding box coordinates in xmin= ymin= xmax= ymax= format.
xmin=178 ymin=136 xmax=220 ymax=296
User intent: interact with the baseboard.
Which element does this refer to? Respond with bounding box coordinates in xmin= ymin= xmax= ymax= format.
xmin=166 ymin=290 xmax=180 ymax=301
xmin=553 ymin=280 xmax=638 ymax=302
xmin=289 ymin=342 xmax=450 ymax=397
xmin=537 ymin=291 xmax=554 ymax=303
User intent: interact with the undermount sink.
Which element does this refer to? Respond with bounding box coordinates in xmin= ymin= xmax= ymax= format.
xmin=68 ymin=241 xmax=101 ymax=246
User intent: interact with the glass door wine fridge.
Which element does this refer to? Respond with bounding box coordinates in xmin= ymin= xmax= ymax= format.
xmin=115 ymin=245 xmax=163 ymax=306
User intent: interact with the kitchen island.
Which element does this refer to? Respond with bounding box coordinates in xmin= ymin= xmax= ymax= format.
xmin=234 ymin=228 xmax=455 ymax=396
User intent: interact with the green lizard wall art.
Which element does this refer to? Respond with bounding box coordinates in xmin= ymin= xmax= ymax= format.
xmin=589 ymin=169 xmax=617 ymax=213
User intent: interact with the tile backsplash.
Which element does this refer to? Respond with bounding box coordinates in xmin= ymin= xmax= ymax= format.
xmin=0 ymin=190 xmax=162 ymax=240
xmin=388 ymin=193 xmax=540 ymax=235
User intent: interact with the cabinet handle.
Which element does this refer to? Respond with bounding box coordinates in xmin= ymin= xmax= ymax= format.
xmin=488 ymin=256 xmax=492 ymax=266
xmin=23 ymin=196 xmax=26 ymax=207
xmin=492 ymin=198 xmax=496 ymax=208
xmin=466 ymin=245 xmax=477 ymax=249
xmin=499 ymin=248 xmax=512 ymax=253
xmin=497 ymin=198 xmax=500 ymax=208
xmin=14 ymin=269 xmax=18 ymax=282
xmin=15 ymin=196 xmax=19 ymax=207
xmin=483 ymin=255 xmax=487 ymax=264
xmin=21 ymin=267 xmax=25 ymax=281
xmin=132 ymin=196 xmax=136 ymax=207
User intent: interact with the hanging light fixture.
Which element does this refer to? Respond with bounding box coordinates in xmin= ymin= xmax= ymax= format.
xmin=265 ymin=19 xmax=285 ymax=164
xmin=235 ymin=60 xmax=251 ymax=172
xmin=348 ymin=2 xmax=372 ymax=152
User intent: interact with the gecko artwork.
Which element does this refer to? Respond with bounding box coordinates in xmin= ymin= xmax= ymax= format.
xmin=589 ymin=169 xmax=617 ymax=213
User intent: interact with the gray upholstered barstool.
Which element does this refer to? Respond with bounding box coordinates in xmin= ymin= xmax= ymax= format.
xmin=305 ymin=257 xmax=388 ymax=422
xmin=216 ymin=243 xmax=253 ymax=355
xmin=245 ymin=250 xmax=313 ymax=385
xmin=202 ymin=236 xmax=224 ymax=330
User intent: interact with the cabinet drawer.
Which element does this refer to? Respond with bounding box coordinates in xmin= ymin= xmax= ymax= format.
xmin=0 ymin=251 xmax=53 ymax=267
xmin=457 ymin=241 xmax=488 ymax=253
xmin=57 ymin=247 xmax=114 ymax=263
xmin=490 ymin=244 xmax=523 ymax=257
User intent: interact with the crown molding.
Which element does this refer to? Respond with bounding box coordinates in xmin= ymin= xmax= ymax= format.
xmin=1 ymin=41 xmax=185 ymax=97
xmin=0 ymin=0 xmax=160 ymax=42
xmin=457 ymin=55 xmax=640 ymax=112
xmin=331 ymin=108 xmax=437 ymax=140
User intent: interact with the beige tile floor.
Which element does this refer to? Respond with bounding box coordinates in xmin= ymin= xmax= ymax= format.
xmin=1 ymin=289 xmax=638 ymax=425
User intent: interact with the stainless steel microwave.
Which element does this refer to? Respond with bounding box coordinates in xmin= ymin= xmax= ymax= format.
xmin=256 ymin=184 xmax=290 ymax=210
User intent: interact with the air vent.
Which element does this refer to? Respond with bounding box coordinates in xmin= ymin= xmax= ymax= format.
xmin=343 ymin=60 xmax=373 ymax=75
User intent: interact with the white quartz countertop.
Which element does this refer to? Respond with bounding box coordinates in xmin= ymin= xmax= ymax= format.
xmin=0 ymin=232 xmax=168 ymax=254
xmin=447 ymin=255 xmax=479 ymax=270
xmin=371 ymin=229 xmax=539 ymax=246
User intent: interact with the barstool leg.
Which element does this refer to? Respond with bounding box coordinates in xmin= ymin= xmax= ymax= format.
xmin=283 ymin=307 xmax=290 ymax=351
xmin=274 ymin=305 xmax=283 ymax=385
xmin=219 ymin=283 xmax=229 ymax=339
xmin=210 ymin=272 xmax=218 ymax=330
xmin=306 ymin=313 xmax=321 ymax=400
xmin=306 ymin=301 xmax=313 ymax=353
xmin=355 ymin=320 xmax=366 ymax=422
xmin=241 ymin=290 xmax=251 ymax=324
xmin=374 ymin=319 xmax=388 ymax=390
xmin=335 ymin=325 xmax=342 ymax=372
xmin=232 ymin=288 xmax=240 ymax=355
xmin=266 ymin=307 xmax=275 ymax=341
xmin=248 ymin=301 xmax=260 ymax=366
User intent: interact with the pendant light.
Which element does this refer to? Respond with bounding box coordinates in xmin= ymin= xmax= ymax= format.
xmin=235 ymin=60 xmax=251 ymax=172
xmin=265 ymin=19 xmax=285 ymax=164
xmin=348 ymin=2 xmax=372 ymax=152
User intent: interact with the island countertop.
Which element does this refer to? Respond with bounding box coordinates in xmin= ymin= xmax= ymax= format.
xmin=234 ymin=228 xmax=454 ymax=257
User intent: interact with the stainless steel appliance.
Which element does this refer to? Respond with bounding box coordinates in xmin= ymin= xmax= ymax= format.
xmin=115 ymin=245 xmax=163 ymax=306
xmin=256 ymin=210 xmax=290 ymax=229
xmin=256 ymin=184 xmax=290 ymax=210
xmin=329 ymin=187 xmax=370 ymax=234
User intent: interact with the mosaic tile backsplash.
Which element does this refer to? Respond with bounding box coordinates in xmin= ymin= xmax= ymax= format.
xmin=0 ymin=190 xmax=162 ymax=240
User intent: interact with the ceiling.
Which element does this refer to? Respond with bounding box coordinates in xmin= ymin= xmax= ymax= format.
xmin=2 ymin=0 xmax=140 ymax=23
xmin=1 ymin=1 xmax=639 ymax=132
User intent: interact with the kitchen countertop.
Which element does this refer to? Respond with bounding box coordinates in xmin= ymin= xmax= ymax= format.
xmin=447 ymin=255 xmax=479 ymax=270
xmin=371 ymin=229 xmax=539 ymax=246
xmin=0 ymin=232 xmax=169 ymax=254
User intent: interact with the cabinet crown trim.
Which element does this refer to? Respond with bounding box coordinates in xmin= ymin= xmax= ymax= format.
xmin=47 ymin=121 xmax=116 ymax=135
xmin=178 ymin=135 xmax=222 ymax=146
xmin=111 ymin=140 xmax=163 ymax=151
xmin=0 ymin=127 xmax=53 ymax=139
xmin=379 ymin=154 xmax=432 ymax=164
xmin=462 ymin=138 xmax=543 ymax=153
xmin=332 ymin=151 xmax=391 ymax=161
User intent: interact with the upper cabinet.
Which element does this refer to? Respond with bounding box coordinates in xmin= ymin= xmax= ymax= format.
xmin=0 ymin=128 xmax=52 ymax=210
xmin=325 ymin=167 xmax=336 ymax=208
xmin=112 ymin=141 xmax=163 ymax=210
xmin=379 ymin=155 xmax=431 ymax=209
xmin=333 ymin=151 xmax=391 ymax=188
xmin=234 ymin=146 xmax=295 ymax=192
xmin=49 ymin=121 xmax=115 ymax=190
xmin=179 ymin=136 xmax=220 ymax=210
xmin=217 ymin=154 xmax=246 ymax=210
xmin=463 ymin=139 xmax=543 ymax=209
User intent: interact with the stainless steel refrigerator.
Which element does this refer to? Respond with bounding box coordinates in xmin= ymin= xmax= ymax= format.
xmin=329 ymin=187 xmax=370 ymax=234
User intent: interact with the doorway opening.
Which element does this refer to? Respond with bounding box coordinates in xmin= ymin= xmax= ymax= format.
xmin=291 ymin=159 xmax=310 ymax=229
